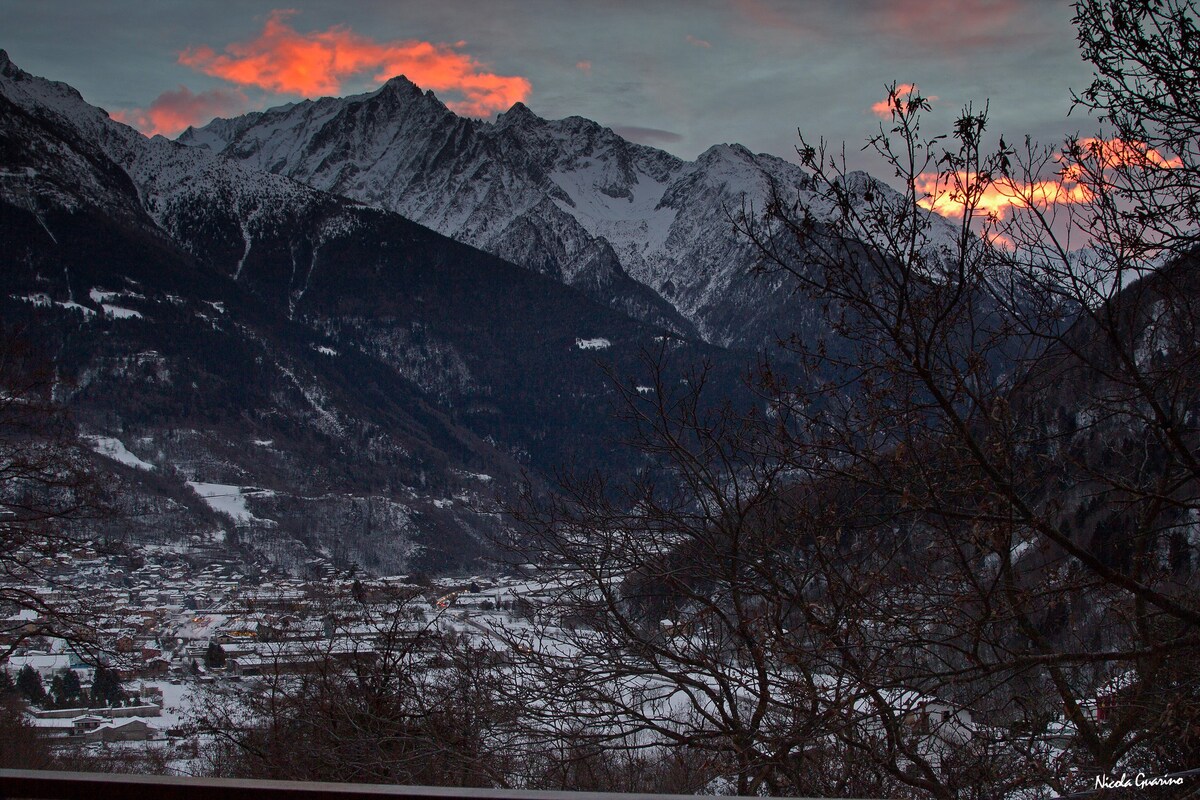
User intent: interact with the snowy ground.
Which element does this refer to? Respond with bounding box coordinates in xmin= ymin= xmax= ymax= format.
xmin=139 ymin=679 xmax=199 ymax=730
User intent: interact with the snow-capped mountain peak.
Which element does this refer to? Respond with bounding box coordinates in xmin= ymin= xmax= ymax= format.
xmin=495 ymin=100 xmax=540 ymax=129
xmin=178 ymin=79 xmax=839 ymax=346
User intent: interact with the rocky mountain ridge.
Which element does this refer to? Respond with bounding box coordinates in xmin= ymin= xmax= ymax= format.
xmin=180 ymin=75 xmax=895 ymax=349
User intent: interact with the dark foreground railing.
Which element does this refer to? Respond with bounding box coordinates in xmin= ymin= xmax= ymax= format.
xmin=0 ymin=770 xmax=846 ymax=800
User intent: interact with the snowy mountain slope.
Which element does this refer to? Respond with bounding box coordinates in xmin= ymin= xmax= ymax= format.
xmin=0 ymin=77 xmax=526 ymax=574
xmin=180 ymin=80 xmax=696 ymax=338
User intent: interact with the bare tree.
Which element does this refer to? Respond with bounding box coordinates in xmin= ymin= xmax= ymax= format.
xmin=1073 ymin=0 xmax=1200 ymax=255
xmin=501 ymin=360 xmax=850 ymax=795
xmin=110 ymin=5 xmax=1200 ymax=796
xmin=738 ymin=5 xmax=1200 ymax=788
xmin=501 ymin=4 xmax=1200 ymax=797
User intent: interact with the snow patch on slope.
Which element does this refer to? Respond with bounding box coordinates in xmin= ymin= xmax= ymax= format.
xmin=187 ymin=481 xmax=274 ymax=525
xmin=87 ymin=436 xmax=155 ymax=471
xmin=549 ymin=164 xmax=677 ymax=257
xmin=102 ymin=304 xmax=142 ymax=319
xmin=13 ymin=293 xmax=95 ymax=317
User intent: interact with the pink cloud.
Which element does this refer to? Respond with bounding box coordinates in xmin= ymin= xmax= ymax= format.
xmin=870 ymin=0 xmax=1023 ymax=49
xmin=111 ymin=85 xmax=250 ymax=137
xmin=916 ymin=171 xmax=1092 ymax=220
xmin=1066 ymin=137 xmax=1183 ymax=173
xmin=686 ymin=34 xmax=713 ymax=48
xmin=576 ymin=60 xmax=592 ymax=76
xmin=917 ymin=137 xmax=1183 ymax=220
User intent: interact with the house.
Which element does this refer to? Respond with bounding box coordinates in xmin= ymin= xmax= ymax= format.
xmin=896 ymin=694 xmax=976 ymax=745
xmin=217 ymin=640 xmax=256 ymax=659
xmin=138 ymin=658 xmax=170 ymax=679
xmin=227 ymin=640 xmax=379 ymax=677
xmin=80 ymin=717 xmax=160 ymax=744
xmin=29 ymin=703 xmax=162 ymax=722
xmin=137 ymin=684 xmax=164 ymax=704
xmin=71 ymin=715 xmax=106 ymax=736
xmin=5 ymin=653 xmax=76 ymax=680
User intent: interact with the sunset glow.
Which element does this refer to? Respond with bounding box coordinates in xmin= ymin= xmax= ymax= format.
xmin=1064 ymin=137 xmax=1183 ymax=176
xmin=914 ymin=171 xmax=1093 ymax=219
xmin=178 ymin=10 xmax=531 ymax=117
xmin=111 ymin=86 xmax=249 ymax=137
xmin=871 ymin=0 xmax=1022 ymax=51
xmin=917 ymin=138 xmax=1182 ymax=219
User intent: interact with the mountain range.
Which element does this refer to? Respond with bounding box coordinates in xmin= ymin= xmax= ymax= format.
xmin=0 ymin=42 xmax=1188 ymax=593
xmin=0 ymin=49 xmax=969 ymax=577
xmin=0 ymin=51 xmax=796 ymax=575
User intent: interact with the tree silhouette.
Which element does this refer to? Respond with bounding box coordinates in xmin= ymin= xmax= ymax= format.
xmin=90 ymin=665 xmax=125 ymax=707
xmin=14 ymin=665 xmax=44 ymax=705
xmin=48 ymin=668 xmax=82 ymax=708
xmin=506 ymin=2 xmax=1200 ymax=796
xmin=204 ymin=641 xmax=227 ymax=669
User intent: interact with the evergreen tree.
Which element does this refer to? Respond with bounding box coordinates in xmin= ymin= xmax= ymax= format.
xmin=47 ymin=673 xmax=65 ymax=709
xmin=0 ymin=695 xmax=52 ymax=769
xmin=90 ymin=665 xmax=125 ymax=707
xmin=49 ymin=669 xmax=82 ymax=708
xmin=14 ymin=665 xmax=44 ymax=705
xmin=204 ymin=641 xmax=226 ymax=669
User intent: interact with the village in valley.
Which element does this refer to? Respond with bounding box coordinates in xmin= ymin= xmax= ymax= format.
xmin=1 ymin=536 xmax=555 ymax=767
xmin=2 ymin=536 xmax=1136 ymax=779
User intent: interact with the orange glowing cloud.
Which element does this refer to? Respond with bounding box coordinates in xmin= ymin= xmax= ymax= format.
xmin=1065 ymin=137 xmax=1183 ymax=176
xmin=914 ymin=171 xmax=1093 ymax=220
xmin=179 ymin=10 xmax=531 ymax=117
xmin=916 ymin=137 xmax=1184 ymax=220
xmin=111 ymin=86 xmax=250 ymax=137
xmin=576 ymin=60 xmax=592 ymax=76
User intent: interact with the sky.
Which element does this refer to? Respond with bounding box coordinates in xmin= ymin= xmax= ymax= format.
xmin=2 ymin=0 xmax=1099 ymax=179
